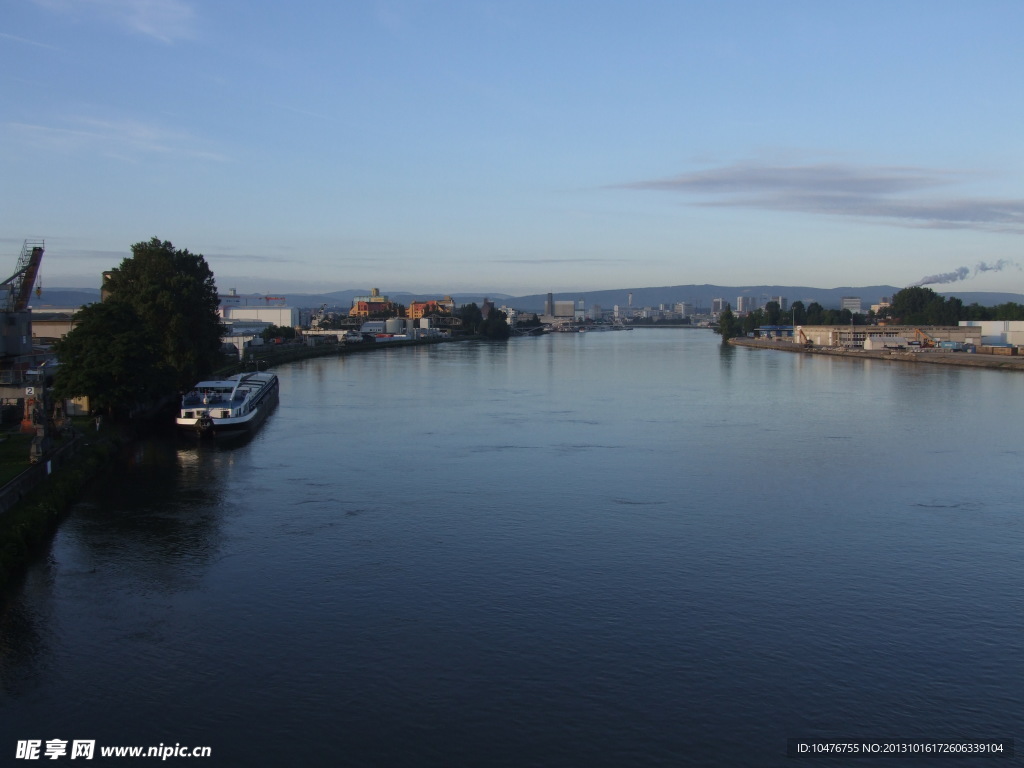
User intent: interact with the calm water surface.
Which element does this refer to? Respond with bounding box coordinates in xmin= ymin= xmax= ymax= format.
xmin=2 ymin=331 xmax=1021 ymax=766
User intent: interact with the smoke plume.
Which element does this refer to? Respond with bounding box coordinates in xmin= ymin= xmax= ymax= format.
xmin=910 ymin=260 xmax=1019 ymax=287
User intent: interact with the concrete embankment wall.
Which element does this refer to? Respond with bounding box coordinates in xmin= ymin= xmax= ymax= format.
xmin=233 ymin=335 xmax=471 ymax=372
xmin=728 ymin=337 xmax=1024 ymax=372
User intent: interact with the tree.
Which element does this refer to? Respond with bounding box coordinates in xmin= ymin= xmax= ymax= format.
xmin=457 ymin=303 xmax=483 ymax=334
xmin=890 ymin=286 xmax=943 ymax=324
xmin=54 ymin=301 xmax=166 ymax=416
xmin=742 ymin=308 xmax=763 ymax=335
xmin=479 ymin=308 xmax=511 ymax=339
xmin=101 ymin=237 xmax=223 ymax=391
xmin=716 ymin=307 xmax=740 ymax=343
xmin=54 ymin=237 xmax=223 ymax=416
xmin=764 ymin=301 xmax=782 ymax=326
xmin=805 ymin=302 xmax=824 ymax=324
xmin=261 ymin=324 xmax=296 ymax=341
xmin=790 ymin=300 xmax=806 ymax=325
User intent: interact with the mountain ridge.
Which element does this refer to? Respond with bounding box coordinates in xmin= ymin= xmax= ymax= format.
xmin=28 ymin=285 xmax=1024 ymax=313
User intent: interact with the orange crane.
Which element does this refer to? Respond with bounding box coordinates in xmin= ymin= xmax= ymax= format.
xmin=3 ymin=240 xmax=44 ymax=312
xmin=913 ymin=328 xmax=936 ymax=348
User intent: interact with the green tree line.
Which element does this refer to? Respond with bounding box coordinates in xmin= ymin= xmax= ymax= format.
xmin=877 ymin=286 xmax=1024 ymax=325
xmin=716 ymin=287 xmax=1024 ymax=344
xmin=457 ymin=303 xmax=511 ymax=339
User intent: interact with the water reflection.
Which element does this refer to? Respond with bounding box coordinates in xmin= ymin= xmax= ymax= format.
xmin=67 ymin=439 xmax=229 ymax=595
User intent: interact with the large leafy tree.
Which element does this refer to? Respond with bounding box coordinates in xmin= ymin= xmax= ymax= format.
xmin=54 ymin=302 xmax=166 ymax=415
xmin=102 ymin=237 xmax=223 ymax=391
xmin=55 ymin=237 xmax=223 ymax=415
xmin=890 ymin=286 xmax=967 ymax=325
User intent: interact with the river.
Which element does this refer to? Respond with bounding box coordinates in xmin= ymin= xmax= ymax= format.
xmin=1 ymin=330 xmax=1020 ymax=766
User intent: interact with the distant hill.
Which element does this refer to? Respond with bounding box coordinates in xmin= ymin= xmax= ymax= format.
xmin=506 ymin=285 xmax=1024 ymax=313
xmin=28 ymin=285 xmax=1024 ymax=313
xmin=29 ymin=288 xmax=100 ymax=309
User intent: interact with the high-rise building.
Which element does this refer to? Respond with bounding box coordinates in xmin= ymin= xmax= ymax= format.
xmin=712 ymin=298 xmax=728 ymax=314
xmin=736 ymin=296 xmax=757 ymax=313
xmin=841 ymin=297 xmax=863 ymax=314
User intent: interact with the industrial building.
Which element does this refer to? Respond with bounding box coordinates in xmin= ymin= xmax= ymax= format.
xmin=958 ymin=320 xmax=1024 ymax=347
xmin=795 ymin=325 xmax=983 ymax=348
xmin=222 ymin=306 xmax=299 ymax=327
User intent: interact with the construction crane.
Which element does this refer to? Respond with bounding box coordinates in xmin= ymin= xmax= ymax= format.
xmin=3 ymin=239 xmax=44 ymax=312
xmin=913 ymin=328 xmax=936 ymax=348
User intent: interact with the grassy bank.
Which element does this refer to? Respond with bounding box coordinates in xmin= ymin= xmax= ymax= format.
xmin=0 ymin=431 xmax=34 ymax=486
xmin=0 ymin=425 xmax=126 ymax=591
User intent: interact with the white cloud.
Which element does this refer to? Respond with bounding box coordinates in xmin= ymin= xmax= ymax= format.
xmin=33 ymin=0 xmax=197 ymax=43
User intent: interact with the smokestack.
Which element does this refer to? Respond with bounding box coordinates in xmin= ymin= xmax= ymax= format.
xmin=911 ymin=260 xmax=1019 ymax=287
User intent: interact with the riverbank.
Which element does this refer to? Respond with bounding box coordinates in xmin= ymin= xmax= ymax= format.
xmin=728 ymin=336 xmax=1024 ymax=371
xmin=0 ymin=422 xmax=129 ymax=590
xmin=225 ymin=333 xmax=479 ymax=373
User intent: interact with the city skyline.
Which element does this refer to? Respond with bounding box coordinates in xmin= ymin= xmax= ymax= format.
xmin=3 ymin=1 xmax=1023 ymax=295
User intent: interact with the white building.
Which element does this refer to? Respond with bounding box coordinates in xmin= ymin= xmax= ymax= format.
xmin=553 ymin=300 xmax=575 ymax=318
xmin=736 ymin=296 xmax=757 ymax=313
xmin=958 ymin=320 xmax=1024 ymax=346
xmin=224 ymin=306 xmax=299 ymax=328
xmin=841 ymin=297 xmax=863 ymax=314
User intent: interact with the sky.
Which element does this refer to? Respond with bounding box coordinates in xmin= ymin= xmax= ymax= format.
xmin=2 ymin=0 xmax=1024 ymax=297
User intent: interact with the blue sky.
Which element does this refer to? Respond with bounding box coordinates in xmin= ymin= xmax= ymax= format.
xmin=3 ymin=0 xmax=1023 ymax=296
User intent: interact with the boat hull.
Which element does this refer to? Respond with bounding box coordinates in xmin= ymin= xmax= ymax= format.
xmin=176 ymin=372 xmax=279 ymax=437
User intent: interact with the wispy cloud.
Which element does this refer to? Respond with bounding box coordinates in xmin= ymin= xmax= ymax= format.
xmin=0 ymin=32 xmax=60 ymax=50
xmin=618 ymin=162 xmax=1024 ymax=234
xmin=491 ymin=257 xmax=629 ymax=265
xmin=7 ymin=115 xmax=226 ymax=162
xmin=33 ymin=0 xmax=197 ymax=43
xmin=207 ymin=252 xmax=297 ymax=264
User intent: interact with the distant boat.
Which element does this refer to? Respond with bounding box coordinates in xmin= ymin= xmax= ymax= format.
xmin=176 ymin=372 xmax=279 ymax=437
